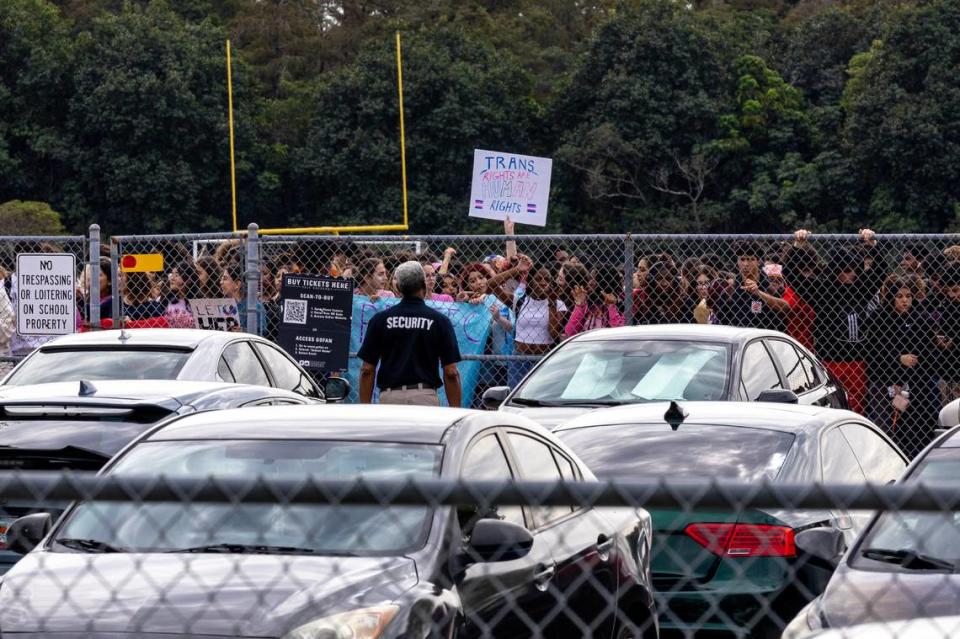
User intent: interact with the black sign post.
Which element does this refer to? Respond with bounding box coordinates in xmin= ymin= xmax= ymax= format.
xmin=277 ymin=274 xmax=353 ymax=372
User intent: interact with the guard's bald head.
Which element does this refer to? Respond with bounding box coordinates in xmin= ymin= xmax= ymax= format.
xmin=396 ymin=260 xmax=427 ymax=298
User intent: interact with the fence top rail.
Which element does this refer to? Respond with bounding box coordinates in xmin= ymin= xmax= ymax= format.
xmin=0 ymin=235 xmax=86 ymax=243
xmin=1 ymin=473 xmax=958 ymax=511
xmin=111 ymin=232 xmax=248 ymax=242
xmin=256 ymin=232 xmax=960 ymax=242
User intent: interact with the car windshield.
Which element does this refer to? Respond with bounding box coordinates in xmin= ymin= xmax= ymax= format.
xmin=854 ymin=448 xmax=960 ymax=571
xmin=4 ymin=349 xmax=192 ymax=385
xmin=557 ymin=424 xmax=794 ymax=482
xmin=55 ymin=440 xmax=441 ymax=554
xmin=512 ymin=340 xmax=730 ymax=405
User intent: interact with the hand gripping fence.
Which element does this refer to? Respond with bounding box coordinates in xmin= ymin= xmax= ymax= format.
xmin=1 ymin=472 xmax=960 ymax=638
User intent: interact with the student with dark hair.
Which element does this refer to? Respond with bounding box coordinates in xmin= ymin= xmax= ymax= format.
xmin=709 ymin=240 xmax=788 ymax=330
xmin=195 ymin=256 xmax=223 ymax=299
xmin=784 ymin=229 xmax=884 ymax=414
xmin=565 ymin=263 xmax=624 ymax=337
xmin=934 ymin=263 xmax=960 ymax=405
xmin=635 ymin=261 xmax=694 ymax=324
xmin=164 ymin=260 xmax=201 ymax=328
xmin=489 ymin=255 xmax=567 ymax=387
xmin=867 ymin=278 xmax=937 ymax=457
xmin=220 ymin=263 xmax=265 ymax=333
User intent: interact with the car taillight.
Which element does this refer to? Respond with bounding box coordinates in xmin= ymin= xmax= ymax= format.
xmin=685 ymin=523 xmax=796 ymax=558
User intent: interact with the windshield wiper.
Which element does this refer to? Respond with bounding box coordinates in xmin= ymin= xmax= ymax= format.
xmin=168 ymin=543 xmax=324 ymax=555
xmin=860 ymin=548 xmax=957 ymax=571
xmin=56 ymin=538 xmax=127 ymax=553
xmin=509 ymin=398 xmax=556 ymax=407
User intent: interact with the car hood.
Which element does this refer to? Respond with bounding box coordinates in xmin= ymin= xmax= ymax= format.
xmin=0 ymin=552 xmax=418 ymax=636
xmin=499 ymin=405 xmax=597 ymax=430
xmin=821 ymin=564 xmax=960 ymax=628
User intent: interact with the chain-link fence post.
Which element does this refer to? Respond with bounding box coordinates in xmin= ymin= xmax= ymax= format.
xmin=623 ymin=233 xmax=635 ymax=325
xmin=245 ymin=223 xmax=260 ymax=335
xmin=88 ymin=224 xmax=101 ymax=328
xmin=109 ymin=239 xmax=120 ymax=325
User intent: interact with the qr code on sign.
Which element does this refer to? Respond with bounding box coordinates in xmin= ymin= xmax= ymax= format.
xmin=283 ymin=299 xmax=308 ymax=325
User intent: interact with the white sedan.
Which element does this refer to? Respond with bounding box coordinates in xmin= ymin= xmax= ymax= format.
xmin=2 ymin=329 xmax=346 ymax=401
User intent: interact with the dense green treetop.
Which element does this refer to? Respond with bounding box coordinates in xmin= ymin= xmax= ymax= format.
xmin=0 ymin=0 xmax=957 ymax=235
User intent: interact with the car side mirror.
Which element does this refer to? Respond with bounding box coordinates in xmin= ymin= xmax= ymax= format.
xmin=323 ymin=377 xmax=350 ymax=403
xmin=466 ymin=519 xmax=533 ymax=563
xmin=757 ymin=389 xmax=799 ymax=404
xmin=481 ymin=386 xmax=511 ymax=411
xmin=795 ymin=527 xmax=845 ymax=565
xmin=6 ymin=513 xmax=52 ymax=555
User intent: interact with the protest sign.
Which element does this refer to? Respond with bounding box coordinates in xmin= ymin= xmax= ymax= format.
xmin=278 ymin=274 xmax=353 ymax=372
xmin=15 ymin=253 xmax=76 ymax=336
xmin=468 ymin=149 xmax=552 ymax=227
xmin=189 ymin=298 xmax=241 ymax=331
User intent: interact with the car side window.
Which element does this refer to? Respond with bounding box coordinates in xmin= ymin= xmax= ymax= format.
xmin=222 ymin=342 xmax=271 ymax=387
xmin=507 ymin=433 xmax=574 ymax=526
xmin=796 ymin=348 xmax=822 ymax=387
xmin=840 ymin=423 xmax=907 ymax=483
xmin=253 ymin=343 xmax=313 ymax=395
xmin=766 ymin=340 xmax=811 ymax=394
xmin=741 ymin=342 xmax=783 ymax=401
xmin=821 ymin=427 xmax=867 ymax=483
xmin=217 ymin=357 xmax=235 ymax=383
xmin=460 ymin=434 xmax=525 ymax=529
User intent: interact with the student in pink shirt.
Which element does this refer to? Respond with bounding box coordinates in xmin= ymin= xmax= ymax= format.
xmin=564 ymin=263 xmax=625 ymax=337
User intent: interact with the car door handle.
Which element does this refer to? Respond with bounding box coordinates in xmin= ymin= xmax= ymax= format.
xmin=533 ymin=563 xmax=556 ymax=591
xmin=596 ymin=535 xmax=614 ymax=560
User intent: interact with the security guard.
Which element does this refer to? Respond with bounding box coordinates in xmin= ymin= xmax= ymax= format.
xmin=358 ymin=261 xmax=462 ymax=406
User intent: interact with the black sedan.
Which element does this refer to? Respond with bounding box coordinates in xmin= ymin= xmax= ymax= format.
xmin=0 ymin=405 xmax=657 ymax=639
xmin=553 ymin=402 xmax=906 ymax=638
xmin=782 ymin=424 xmax=960 ymax=638
xmin=484 ymin=324 xmax=848 ymax=429
xmin=0 ymin=379 xmax=315 ymax=573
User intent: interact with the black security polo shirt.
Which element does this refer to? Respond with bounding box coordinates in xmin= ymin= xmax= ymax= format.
xmin=357 ymin=298 xmax=462 ymax=390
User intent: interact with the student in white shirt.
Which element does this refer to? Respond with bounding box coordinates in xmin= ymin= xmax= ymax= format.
xmin=488 ymin=255 xmax=567 ymax=388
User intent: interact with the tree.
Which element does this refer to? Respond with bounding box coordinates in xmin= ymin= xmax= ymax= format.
xmin=295 ymin=28 xmax=538 ymax=234
xmin=842 ymin=0 xmax=960 ymax=231
xmin=0 ymin=200 xmax=67 ymax=235
xmin=551 ymin=0 xmax=730 ymax=232
xmin=0 ymin=0 xmax=73 ymax=206
xmin=61 ymin=1 xmax=253 ymax=233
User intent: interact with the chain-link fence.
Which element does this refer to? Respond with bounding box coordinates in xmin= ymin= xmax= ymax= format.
xmin=103 ymin=228 xmax=960 ymax=457
xmin=1 ymin=471 xmax=959 ymax=638
xmin=0 ymin=231 xmax=91 ymax=375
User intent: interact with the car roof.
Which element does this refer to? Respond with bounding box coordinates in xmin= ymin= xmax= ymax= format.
xmin=932 ymin=424 xmax=960 ymax=449
xmin=0 ymin=379 xmax=280 ymax=403
xmin=553 ymin=401 xmax=857 ymax=434
xmin=149 ymin=405 xmax=477 ymax=443
xmin=36 ymin=329 xmax=252 ymax=350
xmin=568 ymin=324 xmax=786 ymax=343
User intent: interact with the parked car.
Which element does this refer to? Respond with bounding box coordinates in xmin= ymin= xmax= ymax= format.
xmin=782 ymin=424 xmax=960 ymax=639
xmin=0 ymin=405 xmax=658 ymax=638
xmin=553 ymin=401 xmax=906 ymax=638
xmin=1 ymin=328 xmax=347 ymax=401
xmin=0 ymin=379 xmax=316 ymax=574
xmin=805 ymin=616 xmax=960 ymax=639
xmin=482 ymin=325 xmax=848 ymax=429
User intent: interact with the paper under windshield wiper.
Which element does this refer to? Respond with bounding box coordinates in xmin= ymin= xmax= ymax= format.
xmin=860 ymin=547 xmax=957 ymax=571
xmin=168 ymin=543 xmax=326 ymax=555
xmin=56 ymin=538 xmax=127 ymax=553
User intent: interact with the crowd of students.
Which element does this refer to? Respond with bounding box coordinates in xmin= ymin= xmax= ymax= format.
xmin=1 ymin=227 xmax=958 ymax=455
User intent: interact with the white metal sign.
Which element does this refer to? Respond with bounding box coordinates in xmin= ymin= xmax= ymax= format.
xmin=468 ymin=149 xmax=552 ymax=227
xmin=16 ymin=253 xmax=76 ymax=336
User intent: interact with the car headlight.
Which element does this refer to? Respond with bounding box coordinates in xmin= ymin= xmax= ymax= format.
xmin=282 ymin=605 xmax=399 ymax=639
